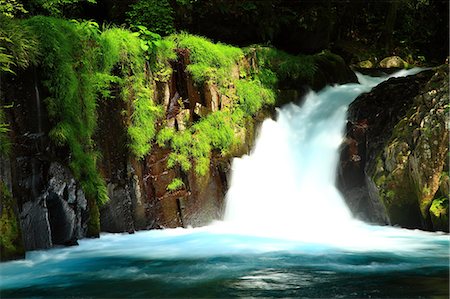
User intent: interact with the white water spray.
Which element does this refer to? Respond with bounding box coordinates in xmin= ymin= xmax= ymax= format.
xmin=222 ymin=69 xmax=428 ymax=245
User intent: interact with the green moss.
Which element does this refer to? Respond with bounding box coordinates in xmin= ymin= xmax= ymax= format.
xmin=175 ymin=33 xmax=243 ymax=85
xmin=167 ymin=178 xmax=184 ymax=191
xmin=0 ymin=181 xmax=24 ymax=261
xmin=430 ymin=197 xmax=449 ymax=232
xmin=235 ymin=79 xmax=275 ymax=115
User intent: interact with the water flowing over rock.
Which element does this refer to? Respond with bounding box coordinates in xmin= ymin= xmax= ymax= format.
xmin=0 ymin=45 xmax=375 ymax=259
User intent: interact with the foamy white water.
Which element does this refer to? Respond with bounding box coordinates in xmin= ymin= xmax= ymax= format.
xmin=220 ymin=68 xmax=441 ymax=248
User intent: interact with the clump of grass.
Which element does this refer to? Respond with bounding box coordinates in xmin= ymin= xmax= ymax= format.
xmin=235 ymin=79 xmax=275 ymax=115
xmin=167 ymin=178 xmax=184 ymax=191
xmin=0 ymin=16 xmax=40 ymax=73
xmin=175 ymin=33 xmax=243 ymax=85
xmin=158 ymin=111 xmax=238 ymax=176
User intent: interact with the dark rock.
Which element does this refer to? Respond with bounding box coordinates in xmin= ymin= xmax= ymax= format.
xmin=338 ymin=66 xmax=449 ymax=230
xmin=19 ymin=198 xmax=52 ymax=250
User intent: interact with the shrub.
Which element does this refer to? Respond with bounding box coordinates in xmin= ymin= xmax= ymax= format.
xmin=175 ymin=33 xmax=243 ymax=86
xmin=235 ymin=79 xmax=275 ymax=115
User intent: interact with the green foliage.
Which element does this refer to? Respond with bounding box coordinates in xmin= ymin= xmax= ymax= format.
xmin=126 ymin=0 xmax=175 ymax=36
xmin=250 ymin=46 xmax=317 ymax=83
xmin=235 ymin=80 xmax=275 ymax=115
xmin=25 ymin=0 xmax=96 ymax=16
xmin=159 ymin=111 xmax=238 ymax=175
xmin=167 ymin=178 xmax=184 ymax=191
xmin=26 ymin=16 xmax=108 ymax=205
xmin=132 ymin=25 xmax=176 ymax=82
xmin=0 ymin=16 xmax=40 ymax=73
xmin=99 ymin=27 xmax=164 ymax=159
xmin=175 ymin=33 xmax=243 ymax=85
xmin=0 ymin=181 xmax=24 ymax=260
xmin=0 ymin=0 xmax=27 ymax=17
xmin=430 ymin=197 xmax=449 ymax=215
xmin=132 ymin=25 xmax=162 ymax=60
xmin=0 ymin=107 xmax=10 ymax=155
xmin=127 ymin=86 xmax=163 ymax=158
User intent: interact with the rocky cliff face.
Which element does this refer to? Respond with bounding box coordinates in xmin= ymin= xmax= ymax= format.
xmin=338 ymin=66 xmax=449 ymax=231
xmin=1 ymin=40 xmax=356 ymax=260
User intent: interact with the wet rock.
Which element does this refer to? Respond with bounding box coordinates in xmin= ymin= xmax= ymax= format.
xmin=379 ymin=56 xmax=408 ymax=68
xmin=44 ymin=162 xmax=88 ymax=245
xmin=338 ymin=66 xmax=449 ymax=230
xmin=19 ymin=198 xmax=52 ymax=250
xmin=100 ymin=183 xmax=134 ymax=233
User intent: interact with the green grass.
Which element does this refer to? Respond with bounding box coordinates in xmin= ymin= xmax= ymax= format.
xmin=167 ymin=178 xmax=184 ymax=191
xmin=158 ymin=111 xmax=239 ymax=176
xmin=175 ymin=33 xmax=243 ymax=86
xmin=0 ymin=16 xmax=40 ymax=73
xmin=235 ymin=79 xmax=275 ymax=115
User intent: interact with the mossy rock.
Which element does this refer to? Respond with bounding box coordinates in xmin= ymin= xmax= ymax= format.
xmin=429 ymin=198 xmax=449 ymax=232
xmin=357 ymin=60 xmax=374 ymax=69
xmin=379 ymin=56 xmax=408 ymax=68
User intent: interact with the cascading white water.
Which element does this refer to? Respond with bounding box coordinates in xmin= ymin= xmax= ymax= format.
xmin=222 ymin=69 xmax=426 ymax=243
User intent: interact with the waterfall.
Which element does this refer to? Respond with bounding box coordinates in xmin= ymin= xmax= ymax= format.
xmin=222 ymin=68 xmax=425 ymax=243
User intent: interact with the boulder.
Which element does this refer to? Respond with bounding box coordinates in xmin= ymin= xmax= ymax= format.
xmin=379 ymin=56 xmax=408 ymax=68
xmin=338 ymin=66 xmax=449 ymax=230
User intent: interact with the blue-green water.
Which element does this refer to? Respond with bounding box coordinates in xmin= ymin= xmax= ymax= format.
xmin=0 ymin=225 xmax=449 ymax=298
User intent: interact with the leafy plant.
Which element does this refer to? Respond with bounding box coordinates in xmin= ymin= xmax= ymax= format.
xmin=167 ymin=178 xmax=184 ymax=191
xmin=0 ymin=0 xmax=27 ymax=18
xmin=99 ymin=27 xmax=164 ymax=159
xmin=0 ymin=15 xmax=40 ymax=72
xmin=175 ymin=33 xmax=243 ymax=86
